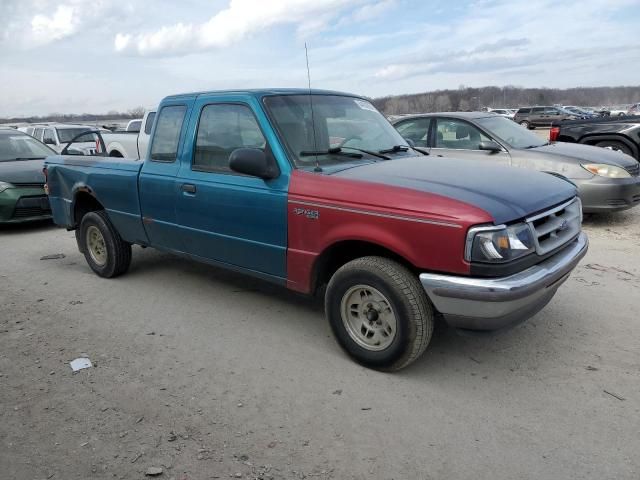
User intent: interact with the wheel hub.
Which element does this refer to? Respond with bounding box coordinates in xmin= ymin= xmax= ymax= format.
xmin=340 ymin=285 xmax=397 ymax=351
xmin=86 ymin=225 xmax=107 ymax=267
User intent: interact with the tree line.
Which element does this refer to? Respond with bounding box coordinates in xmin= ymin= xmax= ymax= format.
xmin=372 ymin=85 xmax=640 ymax=115
xmin=0 ymin=107 xmax=146 ymax=125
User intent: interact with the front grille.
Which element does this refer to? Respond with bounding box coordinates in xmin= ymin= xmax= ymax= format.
xmin=14 ymin=183 xmax=45 ymax=188
xmin=526 ymin=198 xmax=582 ymax=255
xmin=624 ymin=163 xmax=640 ymax=177
xmin=12 ymin=195 xmax=51 ymax=219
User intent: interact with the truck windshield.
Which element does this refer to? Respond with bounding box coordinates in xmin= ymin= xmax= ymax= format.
xmin=56 ymin=128 xmax=92 ymax=143
xmin=475 ymin=116 xmax=546 ymax=149
xmin=264 ymin=95 xmax=412 ymax=168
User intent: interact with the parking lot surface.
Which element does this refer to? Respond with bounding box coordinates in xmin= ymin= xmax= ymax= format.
xmin=1 ymin=208 xmax=639 ymax=479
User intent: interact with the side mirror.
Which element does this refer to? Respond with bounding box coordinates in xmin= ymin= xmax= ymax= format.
xmin=44 ymin=138 xmax=56 ymax=145
xmin=229 ymin=148 xmax=279 ymax=179
xmin=478 ymin=141 xmax=502 ymax=153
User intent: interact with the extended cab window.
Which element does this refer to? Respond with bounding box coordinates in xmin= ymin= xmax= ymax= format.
xmin=434 ymin=119 xmax=489 ymax=149
xmin=193 ymin=104 xmax=266 ymax=173
xmin=150 ymin=105 xmax=186 ymax=162
xmin=43 ymin=128 xmax=56 ymax=145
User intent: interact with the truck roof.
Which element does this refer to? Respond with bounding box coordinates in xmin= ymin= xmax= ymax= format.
xmin=163 ymin=88 xmax=365 ymax=101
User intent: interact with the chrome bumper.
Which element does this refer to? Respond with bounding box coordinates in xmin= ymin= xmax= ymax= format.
xmin=420 ymin=232 xmax=588 ymax=331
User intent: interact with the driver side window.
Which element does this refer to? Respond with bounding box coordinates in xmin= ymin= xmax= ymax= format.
xmin=394 ymin=118 xmax=430 ymax=147
xmin=434 ymin=119 xmax=489 ymax=150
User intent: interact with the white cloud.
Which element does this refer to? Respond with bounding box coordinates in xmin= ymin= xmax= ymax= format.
xmin=114 ymin=0 xmax=362 ymax=57
xmin=351 ymin=0 xmax=396 ymax=22
xmin=30 ymin=4 xmax=78 ymax=45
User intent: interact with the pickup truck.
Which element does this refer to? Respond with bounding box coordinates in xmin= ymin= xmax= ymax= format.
xmin=103 ymin=110 xmax=156 ymax=159
xmin=44 ymin=89 xmax=588 ymax=371
xmin=551 ymin=115 xmax=640 ymax=160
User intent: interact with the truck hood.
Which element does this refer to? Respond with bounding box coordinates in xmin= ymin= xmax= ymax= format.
xmin=333 ymin=156 xmax=576 ymax=224
xmin=529 ymin=142 xmax=638 ymax=168
xmin=0 ymin=158 xmax=45 ymax=184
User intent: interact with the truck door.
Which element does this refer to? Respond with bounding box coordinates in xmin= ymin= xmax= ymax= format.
xmin=139 ymin=101 xmax=193 ymax=251
xmin=174 ymin=98 xmax=288 ymax=280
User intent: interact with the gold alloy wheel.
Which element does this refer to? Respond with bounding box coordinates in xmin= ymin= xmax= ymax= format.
xmin=86 ymin=225 xmax=107 ymax=266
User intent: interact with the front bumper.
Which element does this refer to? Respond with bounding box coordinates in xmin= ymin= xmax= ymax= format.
xmin=419 ymin=233 xmax=588 ymax=331
xmin=0 ymin=187 xmax=52 ymax=224
xmin=575 ymin=175 xmax=640 ymax=212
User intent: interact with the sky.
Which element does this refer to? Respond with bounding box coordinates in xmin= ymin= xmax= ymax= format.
xmin=1 ymin=0 xmax=639 ymax=117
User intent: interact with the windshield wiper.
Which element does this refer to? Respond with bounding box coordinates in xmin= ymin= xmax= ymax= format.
xmin=411 ymin=146 xmax=429 ymax=156
xmin=14 ymin=157 xmax=46 ymax=160
xmin=300 ymin=147 xmax=363 ymax=159
xmin=378 ymin=145 xmax=409 ymax=154
xmin=339 ymin=146 xmax=390 ymax=160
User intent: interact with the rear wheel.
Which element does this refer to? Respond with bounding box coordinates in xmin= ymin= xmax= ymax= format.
xmin=79 ymin=211 xmax=131 ymax=278
xmin=594 ymin=140 xmax=633 ymax=157
xmin=325 ymin=256 xmax=434 ymax=371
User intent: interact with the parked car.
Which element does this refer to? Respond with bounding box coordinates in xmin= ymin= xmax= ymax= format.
xmin=45 ymin=89 xmax=588 ymax=371
xmin=607 ymin=105 xmax=630 ymax=116
xmin=513 ymin=106 xmax=577 ymax=129
xmin=627 ymin=103 xmax=640 ymax=116
xmin=392 ymin=112 xmax=640 ymax=213
xmin=550 ymin=115 xmax=640 ymax=161
xmin=561 ymin=106 xmax=599 ymax=119
xmin=487 ymin=108 xmax=515 ymax=119
xmin=103 ymin=110 xmax=156 ymax=158
xmin=0 ymin=129 xmax=56 ymax=224
xmin=30 ymin=124 xmax=100 ymax=155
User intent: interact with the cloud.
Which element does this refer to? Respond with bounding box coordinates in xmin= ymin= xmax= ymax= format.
xmin=30 ymin=4 xmax=78 ymax=44
xmin=350 ymin=0 xmax=396 ymax=22
xmin=115 ymin=0 xmax=362 ymax=57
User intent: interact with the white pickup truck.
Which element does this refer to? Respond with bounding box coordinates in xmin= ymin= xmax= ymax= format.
xmin=103 ymin=110 xmax=156 ymax=159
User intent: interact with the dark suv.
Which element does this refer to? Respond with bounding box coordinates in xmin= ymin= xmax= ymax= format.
xmin=514 ymin=106 xmax=576 ymax=129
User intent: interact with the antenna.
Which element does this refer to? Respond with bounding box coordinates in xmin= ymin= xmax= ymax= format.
xmin=305 ymin=42 xmax=322 ymax=173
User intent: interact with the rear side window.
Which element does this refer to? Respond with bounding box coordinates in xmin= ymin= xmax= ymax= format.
xmin=150 ymin=106 xmax=186 ymax=162
xmin=192 ymin=103 xmax=266 ymax=173
xmin=144 ymin=112 xmax=156 ymax=135
xmin=531 ymin=107 xmax=545 ymax=113
xmin=517 ymin=108 xmax=531 ymax=114
xmin=394 ymin=118 xmax=430 ymax=147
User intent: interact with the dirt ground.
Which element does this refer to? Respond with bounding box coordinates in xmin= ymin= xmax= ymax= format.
xmin=1 ymin=206 xmax=639 ymax=480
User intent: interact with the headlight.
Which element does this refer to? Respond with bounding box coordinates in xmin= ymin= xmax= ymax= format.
xmin=582 ymin=163 xmax=630 ymax=178
xmin=465 ymin=223 xmax=535 ymax=263
xmin=0 ymin=181 xmax=13 ymax=193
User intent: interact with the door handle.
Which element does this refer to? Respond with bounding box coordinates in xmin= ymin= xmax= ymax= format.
xmin=181 ymin=183 xmax=196 ymax=194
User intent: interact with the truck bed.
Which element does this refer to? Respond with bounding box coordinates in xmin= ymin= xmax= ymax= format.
xmin=45 ymin=155 xmax=148 ymax=245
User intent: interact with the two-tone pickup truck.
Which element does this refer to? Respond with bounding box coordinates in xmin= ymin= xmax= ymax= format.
xmin=45 ymin=89 xmax=588 ymax=371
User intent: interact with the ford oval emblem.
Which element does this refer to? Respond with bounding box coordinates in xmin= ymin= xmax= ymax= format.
xmin=558 ymin=220 xmax=569 ymax=231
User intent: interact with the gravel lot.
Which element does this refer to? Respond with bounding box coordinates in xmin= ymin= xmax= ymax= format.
xmin=1 ymin=206 xmax=639 ymax=480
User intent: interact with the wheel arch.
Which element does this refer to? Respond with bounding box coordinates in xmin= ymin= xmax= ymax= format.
xmin=310 ymin=239 xmax=417 ymax=296
xmin=72 ymin=187 xmax=105 ymax=227
xmin=578 ymin=134 xmax=639 ymax=160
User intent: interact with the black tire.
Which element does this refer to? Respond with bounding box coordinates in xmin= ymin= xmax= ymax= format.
xmin=519 ymin=120 xmax=531 ymax=129
xmin=594 ymin=140 xmax=633 ymax=157
xmin=79 ymin=211 xmax=131 ymax=278
xmin=325 ymin=256 xmax=434 ymax=371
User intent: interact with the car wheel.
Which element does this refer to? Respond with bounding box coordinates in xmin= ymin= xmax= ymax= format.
xmin=595 ymin=140 xmax=633 ymax=156
xmin=79 ymin=210 xmax=132 ymax=278
xmin=519 ymin=120 xmax=531 ymax=129
xmin=325 ymin=256 xmax=434 ymax=371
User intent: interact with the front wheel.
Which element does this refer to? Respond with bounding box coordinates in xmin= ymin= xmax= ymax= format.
xmin=79 ymin=211 xmax=132 ymax=278
xmin=519 ymin=120 xmax=531 ymax=129
xmin=325 ymin=256 xmax=434 ymax=371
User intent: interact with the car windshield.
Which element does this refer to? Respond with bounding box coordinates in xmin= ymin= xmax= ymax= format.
xmin=56 ymin=127 xmax=93 ymax=143
xmin=263 ymin=94 xmax=412 ymax=168
xmin=0 ymin=132 xmax=56 ymax=161
xmin=475 ymin=116 xmax=546 ymax=149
